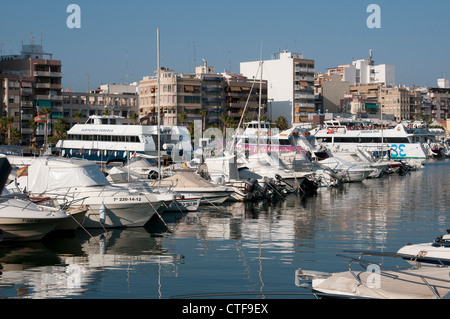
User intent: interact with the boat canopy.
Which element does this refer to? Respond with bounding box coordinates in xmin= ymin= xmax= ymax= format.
xmin=18 ymin=157 xmax=110 ymax=194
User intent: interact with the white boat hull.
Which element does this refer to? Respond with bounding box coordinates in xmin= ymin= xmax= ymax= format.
xmin=162 ymin=198 xmax=200 ymax=212
xmin=70 ymin=192 xmax=170 ymax=228
xmin=397 ymin=242 xmax=450 ymax=265
xmin=171 ymin=189 xmax=231 ymax=205
xmin=0 ymin=199 xmax=69 ymax=241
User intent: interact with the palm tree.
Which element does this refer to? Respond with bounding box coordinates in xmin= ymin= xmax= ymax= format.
xmin=0 ymin=117 xmax=14 ymax=145
xmin=199 ymin=109 xmax=208 ymax=131
xmin=129 ymin=112 xmax=139 ymax=124
xmin=10 ymin=127 xmax=21 ymax=145
xmin=275 ymin=116 xmax=289 ymax=131
xmin=220 ymin=115 xmax=236 ymax=131
xmin=28 ymin=119 xmax=38 ymax=147
xmin=40 ymin=107 xmax=52 ymax=148
xmin=50 ymin=118 xmax=68 ymax=143
xmin=177 ymin=113 xmax=186 ymax=125
xmin=73 ymin=111 xmax=85 ymax=124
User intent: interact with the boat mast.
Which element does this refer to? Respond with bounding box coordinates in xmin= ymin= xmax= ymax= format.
xmin=257 ymin=61 xmax=263 ymax=155
xmin=380 ymin=84 xmax=384 ymax=145
xmin=157 ymin=28 xmax=161 ymax=180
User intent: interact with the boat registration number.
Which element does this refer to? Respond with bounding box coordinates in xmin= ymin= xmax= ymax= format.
xmin=113 ymin=197 xmax=142 ymax=202
xmin=22 ymin=219 xmax=41 ymax=223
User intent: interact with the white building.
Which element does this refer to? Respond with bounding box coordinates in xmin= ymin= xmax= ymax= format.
xmin=438 ymin=78 xmax=449 ymax=88
xmin=240 ymin=51 xmax=315 ymax=124
xmin=343 ymin=50 xmax=395 ymax=87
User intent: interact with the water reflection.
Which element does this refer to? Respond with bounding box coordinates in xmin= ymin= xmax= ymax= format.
xmin=0 ymin=227 xmax=183 ymax=299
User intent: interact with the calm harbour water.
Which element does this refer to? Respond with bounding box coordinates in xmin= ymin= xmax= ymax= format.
xmin=0 ymin=159 xmax=449 ymax=299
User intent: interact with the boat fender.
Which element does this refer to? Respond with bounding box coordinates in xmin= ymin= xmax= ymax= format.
xmin=99 ymin=202 xmax=106 ymax=223
xmin=148 ymin=170 xmax=159 ymax=180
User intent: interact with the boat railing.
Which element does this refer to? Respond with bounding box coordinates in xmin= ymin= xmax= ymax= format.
xmin=336 ymin=253 xmax=450 ymax=299
xmin=28 ymin=191 xmax=89 ymax=210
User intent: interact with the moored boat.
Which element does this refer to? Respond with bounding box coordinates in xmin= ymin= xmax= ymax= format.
xmin=0 ymin=197 xmax=69 ymax=241
xmin=397 ymin=231 xmax=450 ymax=266
xmin=8 ymin=157 xmax=174 ymax=228
xmin=56 ymin=115 xmax=191 ymax=165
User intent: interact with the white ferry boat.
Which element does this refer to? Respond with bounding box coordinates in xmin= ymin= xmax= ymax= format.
xmin=309 ymin=118 xmax=438 ymax=164
xmin=56 ymin=115 xmax=192 ymax=164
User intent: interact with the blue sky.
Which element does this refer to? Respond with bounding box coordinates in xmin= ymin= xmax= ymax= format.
xmin=0 ymin=0 xmax=448 ymax=92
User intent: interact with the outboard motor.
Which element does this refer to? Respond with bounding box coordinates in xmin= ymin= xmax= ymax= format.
xmin=244 ymin=178 xmax=258 ymax=193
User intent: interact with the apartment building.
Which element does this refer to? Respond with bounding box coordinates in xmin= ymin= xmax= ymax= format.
xmin=222 ymin=73 xmax=267 ymax=124
xmin=381 ymin=86 xmax=420 ymax=122
xmin=139 ymin=67 xmax=201 ymax=126
xmin=427 ymin=87 xmax=450 ymax=122
xmin=314 ymin=73 xmax=351 ymax=113
xmin=138 ymin=63 xmax=267 ymax=130
xmin=0 ymin=43 xmax=62 ymax=145
xmin=343 ymin=50 xmax=395 ymax=87
xmin=62 ymin=84 xmax=139 ymax=128
xmin=240 ymin=50 xmax=315 ymax=124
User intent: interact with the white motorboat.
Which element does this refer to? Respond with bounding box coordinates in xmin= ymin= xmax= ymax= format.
xmin=161 ymin=197 xmax=201 ymax=213
xmin=0 ymin=196 xmax=69 ymax=241
xmin=325 ymin=149 xmax=390 ymax=178
xmin=397 ymin=231 xmax=450 ymax=266
xmin=297 ymin=252 xmax=450 ymax=299
xmin=238 ymin=152 xmax=313 ymax=193
xmin=316 ymin=156 xmax=372 ymax=182
xmin=153 ymin=171 xmax=234 ymax=205
xmin=9 ymin=157 xmax=174 ymax=228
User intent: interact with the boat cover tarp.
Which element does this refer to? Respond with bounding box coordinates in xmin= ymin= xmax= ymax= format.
xmin=17 ymin=157 xmax=109 ymax=194
xmin=161 ymin=172 xmax=220 ymax=189
xmin=313 ymin=267 xmax=450 ymax=299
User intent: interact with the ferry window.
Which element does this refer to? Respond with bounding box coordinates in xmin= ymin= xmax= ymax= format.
xmin=110 ymin=119 xmax=116 ymax=125
xmin=386 ymin=138 xmax=409 ymax=143
xmin=316 ymin=137 xmax=332 ymax=143
xmin=102 ymin=119 xmax=108 ymax=124
xmin=112 ymin=136 xmax=118 ymax=142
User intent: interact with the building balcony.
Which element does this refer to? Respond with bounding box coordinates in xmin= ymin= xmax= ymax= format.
xmin=21 ymin=101 xmax=33 ymax=107
xmin=295 ymin=94 xmax=314 ymax=100
xmin=295 ymin=67 xmax=314 ymax=73
xmin=295 ymin=102 xmax=315 ymax=108
xmin=35 ymin=95 xmax=62 ymax=101
xmin=202 ymin=86 xmax=223 ymax=92
xmin=295 ymin=76 xmax=314 ymax=82
xmin=20 ymin=128 xmax=34 ymax=134
xmin=21 ymin=114 xmax=34 ymax=120
xmin=33 ymin=71 xmax=62 ymax=77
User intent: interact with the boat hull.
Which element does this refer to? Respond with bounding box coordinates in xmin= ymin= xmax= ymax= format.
xmin=397 ymin=242 xmax=450 ymax=265
xmin=76 ymin=194 xmax=169 ymax=228
xmin=171 ymin=190 xmax=231 ymax=205
xmin=53 ymin=189 xmax=173 ymax=228
xmin=0 ymin=218 xmax=67 ymax=241
xmin=0 ymin=199 xmax=69 ymax=241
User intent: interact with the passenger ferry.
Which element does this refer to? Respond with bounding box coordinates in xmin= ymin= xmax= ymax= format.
xmin=56 ymin=115 xmax=192 ymax=164
xmin=309 ymin=118 xmax=441 ymax=163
